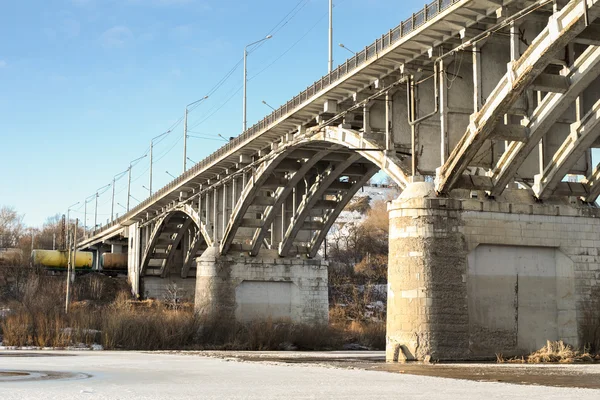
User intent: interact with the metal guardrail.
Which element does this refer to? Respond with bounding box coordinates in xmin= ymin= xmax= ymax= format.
xmin=84 ymin=0 xmax=460 ymax=241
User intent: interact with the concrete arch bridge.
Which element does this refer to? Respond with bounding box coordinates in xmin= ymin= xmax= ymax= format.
xmin=79 ymin=0 xmax=600 ymax=361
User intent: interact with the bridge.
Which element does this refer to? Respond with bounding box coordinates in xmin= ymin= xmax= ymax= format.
xmin=78 ymin=0 xmax=600 ymax=361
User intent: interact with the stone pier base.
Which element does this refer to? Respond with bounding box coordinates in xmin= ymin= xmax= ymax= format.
xmin=195 ymin=247 xmax=329 ymax=325
xmin=387 ymin=182 xmax=600 ymax=361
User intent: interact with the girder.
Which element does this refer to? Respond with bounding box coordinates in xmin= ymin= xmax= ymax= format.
xmin=533 ymin=98 xmax=600 ymax=198
xmin=219 ymin=148 xmax=295 ymax=254
xmin=247 ymin=150 xmax=332 ymax=257
xmin=278 ymin=153 xmax=363 ymax=257
xmin=490 ymin=44 xmax=600 ymax=196
xmin=307 ymin=166 xmax=379 ymax=258
xmin=436 ymin=0 xmax=600 ymax=193
xmin=140 ymin=204 xmax=210 ymax=278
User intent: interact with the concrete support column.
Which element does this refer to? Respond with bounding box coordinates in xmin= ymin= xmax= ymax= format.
xmin=387 ymin=182 xmax=468 ymax=361
xmin=195 ymin=246 xmax=237 ymax=321
xmin=195 ymin=247 xmax=329 ymax=325
xmin=127 ymin=222 xmax=141 ymax=297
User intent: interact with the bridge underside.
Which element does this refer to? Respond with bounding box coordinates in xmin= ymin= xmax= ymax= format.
xmin=78 ymin=0 xmax=600 ymax=360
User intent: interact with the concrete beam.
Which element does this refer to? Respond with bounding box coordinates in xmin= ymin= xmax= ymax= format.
xmin=491 ymin=45 xmax=600 ymax=196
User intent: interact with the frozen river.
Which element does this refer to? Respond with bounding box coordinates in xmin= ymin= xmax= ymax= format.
xmin=0 ymin=351 xmax=598 ymax=399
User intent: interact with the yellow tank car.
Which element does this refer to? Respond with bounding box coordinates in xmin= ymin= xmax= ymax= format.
xmin=101 ymin=253 xmax=128 ymax=270
xmin=31 ymin=249 xmax=93 ymax=269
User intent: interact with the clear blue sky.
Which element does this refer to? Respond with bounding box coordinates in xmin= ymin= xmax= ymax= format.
xmin=0 ymin=0 xmax=430 ymax=227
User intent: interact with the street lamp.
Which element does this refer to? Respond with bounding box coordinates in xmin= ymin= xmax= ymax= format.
xmin=339 ymin=43 xmax=355 ymax=55
xmin=66 ymin=201 xmax=80 ymax=248
xmin=111 ymin=169 xmax=128 ymax=222
xmin=187 ymin=157 xmax=197 ymax=165
xmin=243 ymin=34 xmax=273 ymax=132
xmin=329 ymin=0 xmax=333 ymax=72
xmin=126 ymin=154 xmax=148 ymax=212
xmin=93 ymin=183 xmax=111 ymax=233
xmin=166 ymin=170 xmax=176 ymax=179
xmin=142 ymin=185 xmax=151 ymax=194
xmin=149 ymin=130 xmax=171 ymax=196
xmin=261 ymin=100 xmax=275 ymax=111
xmin=83 ymin=194 xmax=95 ymax=237
xmin=217 ymin=134 xmax=231 ymax=142
xmin=184 ymin=95 xmax=209 ymax=173
xmin=116 ymin=203 xmax=126 ymax=210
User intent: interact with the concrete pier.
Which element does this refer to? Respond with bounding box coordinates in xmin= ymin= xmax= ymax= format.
xmin=195 ymin=247 xmax=329 ymax=324
xmin=387 ymin=182 xmax=599 ymax=361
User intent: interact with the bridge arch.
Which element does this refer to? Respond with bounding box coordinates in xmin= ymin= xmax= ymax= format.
xmin=141 ymin=204 xmax=212 ymax=279
xmin=220 ymin=126 xmax=408 ymax=257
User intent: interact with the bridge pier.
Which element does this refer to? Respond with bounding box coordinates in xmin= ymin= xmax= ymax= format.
xmin=195 ymin=247 xmax=329 ymax=325
xmin=387 ymin=181 xmax=599 ymax=361
xmin=387 ymin=182 xmax=469 ymax=361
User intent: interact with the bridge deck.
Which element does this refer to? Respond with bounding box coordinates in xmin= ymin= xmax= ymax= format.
xmin=79 ymin=0 xmax=526 ymax=249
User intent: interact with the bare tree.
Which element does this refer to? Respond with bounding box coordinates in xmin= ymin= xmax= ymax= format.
xmin=0 ymin=206 xmax=25 ymax=249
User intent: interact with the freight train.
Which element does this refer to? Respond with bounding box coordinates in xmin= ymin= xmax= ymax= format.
xmin=29 ymin=249 xmax=128 ymax=274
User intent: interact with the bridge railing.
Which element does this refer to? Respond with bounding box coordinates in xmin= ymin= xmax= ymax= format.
xmin=84 ymin=0 xmax=460 ymax=241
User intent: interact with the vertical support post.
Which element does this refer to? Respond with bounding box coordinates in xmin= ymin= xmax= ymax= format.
xmin=473 ymin=44 xmax=482 ymax=113
xmin=385 ymin=91 xmax=393 ymax=153
xmin=292 ymin=186 xmax=297 ymax=218
xmin=206 ymin=190 xmax=211 ymax=235
xmin=222 ymin=184 xmax=228 ymax=242
xmin=281 ymin=202 xmax=286 ymax=243
xmin=198 ymin=186 xmax=203 ymax=224
xmin=439 ymin=60 xmax=449 ymax=164
xmin=213 ymin=188 xmax=218 ymax=244
xmin=231 ymin=178 xmax=237 ymax=217
xmin=410 ymin=79 xmax=417 ymax=176
xmin=362 ymin=104 xmax=371 ymax=135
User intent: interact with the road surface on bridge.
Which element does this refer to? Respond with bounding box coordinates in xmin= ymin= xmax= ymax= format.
xmin=0 ymin=351 xmax=598 ymax=399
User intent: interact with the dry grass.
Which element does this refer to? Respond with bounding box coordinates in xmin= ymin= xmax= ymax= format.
xmin=497 ymin=341 xmax=598 ymax=364
xmin=1 ymin=270 xmax=386 ymax=351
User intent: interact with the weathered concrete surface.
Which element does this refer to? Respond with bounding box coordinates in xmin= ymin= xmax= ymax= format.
xmin=195 ymin=247 xmax=328 ymax=324
xmin=387 ymin=182 xmax=600 ymax=361
xmin=387 ymin=182 xmax=469 ymax=361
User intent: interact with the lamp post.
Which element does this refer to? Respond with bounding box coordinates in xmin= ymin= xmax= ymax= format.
xmin=149 ymin=130 xmax=170 ymax=196
xmin=142 ymin=185 xmax=151 ymax=194
xmin=329 ymin=0 xmax=333 ymax=72
xmin=94 ymin=184 xmax=111 ymax=233
xmin=339 ymin=43 xmax=355 ymax=55
xmin=243 ymin=35 xmax=273 ymax=132
xmin=127 ymin=154 xmax=147 ymax=212
xmin=166 ymin=170 xmax=176 ymax=179
xmin=83 ymin=194 xmax=95 ymax=237
xmin=261 ymin=100 xmax=275 ymax=111
xmin=184 ymin=96 xmax=209 ymax=173
xmin=66 ymin=201 xmax=80 ymax=247
xmin=187 ymin=157 xmax=196 ymax=165
xmin=111 ymin=169 xmax=128 ymax=222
